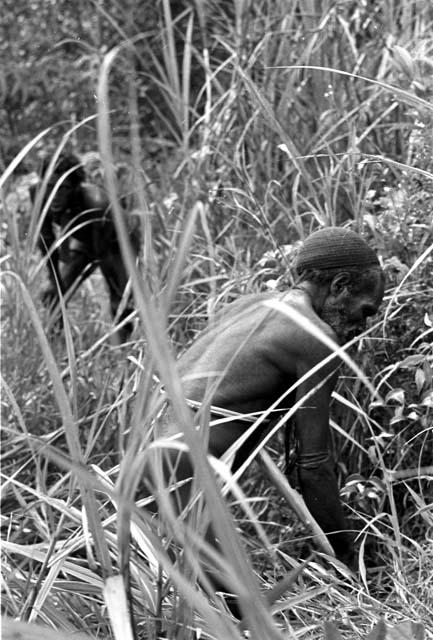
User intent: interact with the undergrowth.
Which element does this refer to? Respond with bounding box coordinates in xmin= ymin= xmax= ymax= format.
xmin=1 ymin=2 xmax=433 ymax=639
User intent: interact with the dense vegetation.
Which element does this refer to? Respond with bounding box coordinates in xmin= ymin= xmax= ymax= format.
xmin=1 ymin=1 xmax=432 ymax=639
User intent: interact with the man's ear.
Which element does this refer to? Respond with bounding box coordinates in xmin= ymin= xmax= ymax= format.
xmin=330 ymin=272 xmax=351 ymax=295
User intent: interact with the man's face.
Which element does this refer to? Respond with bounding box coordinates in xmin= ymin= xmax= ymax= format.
xmin=321 ymin=268 xmax=385 ymax=343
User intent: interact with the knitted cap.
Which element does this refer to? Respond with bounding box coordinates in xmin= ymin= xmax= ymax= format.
xmin=294 ymin=227 xmax=379 ymax=273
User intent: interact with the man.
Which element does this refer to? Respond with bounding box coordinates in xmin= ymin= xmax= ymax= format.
xmin=32 ymin=152 xmax=140 ymax=341
xmin=152 ymin=227 xmax=384 ymax=606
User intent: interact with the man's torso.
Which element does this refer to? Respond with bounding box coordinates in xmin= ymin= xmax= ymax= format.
xmin=161 ymin=289 xmax=335 ymax=457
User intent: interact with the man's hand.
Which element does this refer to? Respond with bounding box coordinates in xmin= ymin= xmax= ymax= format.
xmin=297 ymin=459 xmax=356 ymax=568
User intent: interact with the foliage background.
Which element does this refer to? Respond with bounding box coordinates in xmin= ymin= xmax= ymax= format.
xmin=1 ymin=1 xmax=433 ymax=639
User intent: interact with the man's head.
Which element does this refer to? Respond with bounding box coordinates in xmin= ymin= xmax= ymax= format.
xmin=294 ymin=227 xmax=385 ymax=342
xmin=39 ymin=153 xmax=85 ymax=214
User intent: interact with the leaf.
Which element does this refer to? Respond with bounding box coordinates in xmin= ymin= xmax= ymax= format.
xmin=415 ymin=368 xmax=426 ymax=393
xmin=367 ymin=445 xmax=378 ymax=463
xmin=392 ymin=45 xmax=415 ymax=79
xmin=421 ymin=391 xmax=433 ymax=407
xmin=400 ymin=354 xmax=425 ymax=369
xmin=358 ymin=535 xmax=367 ymax=590
xmin=385 ymin=388 xmax=405 ymax=405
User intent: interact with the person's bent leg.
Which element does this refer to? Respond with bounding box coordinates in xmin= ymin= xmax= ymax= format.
xmin=59 ymin=241 xmax=95 ymax=297
xmin=99 ymin=253 xmax=136 ymax=341
xmin=143 ymin=445 xmax=242 ymax=617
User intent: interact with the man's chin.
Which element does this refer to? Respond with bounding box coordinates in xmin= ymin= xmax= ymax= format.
xmin=322 ymin=315 xmax=364 ymax=344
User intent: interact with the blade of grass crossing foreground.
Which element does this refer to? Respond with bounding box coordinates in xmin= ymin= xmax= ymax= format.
xmin=127 ymin=70 xmax=156 ymax=284
xmin=161 ymin=0 xmax=181 ymax=122
xmin=97 ymin=46 xmax=286 ymax=638
xmin=104 ymin=575 xmax=134 ymax=640
xmin=271 ymin=64 xmax=433 ymax=113
xmin=181 ymin=12 xmax=194 ymax=149
xmin=160 ymin=201 xmax=201 ymax=314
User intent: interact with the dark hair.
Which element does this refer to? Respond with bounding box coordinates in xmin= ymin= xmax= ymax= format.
xmin=40 ymin=152 xmax=86 ymax=187
xmin=297 ymin=265 xmax=383 ymax=294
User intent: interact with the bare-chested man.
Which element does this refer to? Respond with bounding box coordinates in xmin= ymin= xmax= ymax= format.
xmin=150 ymin=227 xmax=384 ymax=612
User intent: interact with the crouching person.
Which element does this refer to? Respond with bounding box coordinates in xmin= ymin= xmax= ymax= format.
xmin=31 ymin=152 xmax=141 ymax=341
xmin=147 ymin=226 xmax=384 ymax=616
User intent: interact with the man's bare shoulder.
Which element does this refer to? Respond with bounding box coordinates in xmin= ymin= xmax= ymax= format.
xmin=213 ymin=291 xmax=276 ymax=320
xmin=213 ymin=290 xmax=335 ymax=337
xmin=281 ymin=288 xmax=333 ymax=328
xmin=263 ymin=289 xmax=339 ymax=363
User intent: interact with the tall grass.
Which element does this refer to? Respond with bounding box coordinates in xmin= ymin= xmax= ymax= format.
xmin=2 ymin=1 xmax=433 ymax=639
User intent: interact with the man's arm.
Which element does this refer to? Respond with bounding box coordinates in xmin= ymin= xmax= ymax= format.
xmin=292 ymin=355 xmax=355 ymax=568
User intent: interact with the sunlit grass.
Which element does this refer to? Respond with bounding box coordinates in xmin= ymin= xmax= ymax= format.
xmin=2 ymin=1 xmax=432 ymax=639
